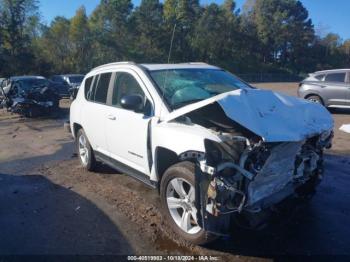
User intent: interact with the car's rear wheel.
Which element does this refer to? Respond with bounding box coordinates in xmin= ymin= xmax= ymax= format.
xmin=76 ymin=129 xmax=96 ymax=171
xmin=306 ymin=95 xmax=323 ymax=105
xmin=160 ymin=161 xmax=216 ymax=245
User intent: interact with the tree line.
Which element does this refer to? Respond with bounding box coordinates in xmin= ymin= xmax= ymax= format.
xmin=0 ymin=0 xmax=349 ymax=78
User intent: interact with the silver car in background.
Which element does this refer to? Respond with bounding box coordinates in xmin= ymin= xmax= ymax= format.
xmin=298 ymin=69 xmax=350 ymax=108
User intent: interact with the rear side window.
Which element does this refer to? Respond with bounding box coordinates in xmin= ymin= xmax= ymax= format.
xmin=94 ymin=73 xmax=112 ymax=104
xmin=325 ymin=73 xmax=346 ymax=83
xmin=315 ymin=74 xmax=325 ymax=81
xmin=84 ymin=77 xmax=93 ymax=99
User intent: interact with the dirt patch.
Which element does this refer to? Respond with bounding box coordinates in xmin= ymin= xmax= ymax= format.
xmin=37 ymin=159 xmax=259 ymax=260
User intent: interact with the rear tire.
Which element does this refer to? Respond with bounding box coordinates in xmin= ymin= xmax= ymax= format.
xmin=76 ymin=129 xmax=96 ymax=171
xmin=160 ymin=161 xmax=216 ymax=245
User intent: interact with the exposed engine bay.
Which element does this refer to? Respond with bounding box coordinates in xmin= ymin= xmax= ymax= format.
xmin=175 ymin=102 xmax=333 ymax=233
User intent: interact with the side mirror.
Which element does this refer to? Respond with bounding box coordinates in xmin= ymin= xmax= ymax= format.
xmin=120 ymin=94 xmax=144 ymax=112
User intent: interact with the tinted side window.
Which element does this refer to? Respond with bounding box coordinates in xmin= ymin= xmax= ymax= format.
xmin=112 ymin=73 xmax=145 ymax=107
xmin=84 ymin=76 xmax=94 ymax=100
xmin=315 ymin=74 xmax=325 ymax=81
xmin=94 ymin=73 xmax=112 ymax=104
xmin=325 ymin=73 xmax=346 ymax=83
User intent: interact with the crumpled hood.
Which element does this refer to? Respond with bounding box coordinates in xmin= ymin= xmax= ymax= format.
xmin=164 ymin=88 xmax=334 ymax=142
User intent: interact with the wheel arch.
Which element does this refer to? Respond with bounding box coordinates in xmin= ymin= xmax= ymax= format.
xmin=154 ymin=147 xmax=179 ymax=191
xmin=72 ymin=122 xmax=83 ymax=139
xmin=154 ymin=146 xmax=205 ymax=192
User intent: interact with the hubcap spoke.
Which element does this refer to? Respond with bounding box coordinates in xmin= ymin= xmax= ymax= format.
xmin=188 ymin=187 xmax=195 ymax=202
xmin=79 ymin=136 xmax=85 ymax=146
xmin=190 ymin=208 xmax=198 ymax=224
xmin=171 ymin=179 xmax=187 ymax=199
xmin=180 ymin=210 xmax=191 ymax=232
xmin=167 ymin=197 xmax=183 ymax=209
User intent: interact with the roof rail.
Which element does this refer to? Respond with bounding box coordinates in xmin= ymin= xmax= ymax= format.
xmin=92 ymin=61 xmax=136 ymax=71
xmin=179 ymin=62 xmax=209 ymax=65
xmin=315 ymin=68 xmax=350 ymax=73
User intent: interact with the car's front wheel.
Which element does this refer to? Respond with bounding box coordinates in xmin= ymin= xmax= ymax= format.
xmin=76 ymin=129 xmax=96 ymax=171
xmin=160 ymin=161 xmax=216 ymax=245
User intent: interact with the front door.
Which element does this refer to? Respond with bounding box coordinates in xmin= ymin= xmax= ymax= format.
xmin=105 ymin=70 xmax=153 ymax=176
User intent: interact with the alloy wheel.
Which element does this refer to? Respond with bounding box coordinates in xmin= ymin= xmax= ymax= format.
xmin=78 ymin=134 xmax=89 ymax=166
xmin=166 ymin=178 xmax=201 ymax=234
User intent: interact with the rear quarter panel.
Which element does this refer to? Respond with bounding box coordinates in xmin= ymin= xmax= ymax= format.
xmin=69 ymin=81 xmax=86 ymax=139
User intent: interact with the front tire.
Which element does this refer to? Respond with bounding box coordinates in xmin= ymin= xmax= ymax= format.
xmin=160 ymin=161 xmax=216 ymax=245
xmin=76 ymin=129 xmax=96 ymax=171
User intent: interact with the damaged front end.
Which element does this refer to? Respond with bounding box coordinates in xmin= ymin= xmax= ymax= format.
xmin=192 ymin=131 xmax=333 ymax=235
xmin=1 ymin=86 xmax=60 ymax=118
xmin=164 ymin=88 xmax=334 ymax=236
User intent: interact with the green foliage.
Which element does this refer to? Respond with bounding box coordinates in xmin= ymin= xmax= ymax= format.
xmin=130 ymin=0 xmax=167 ymax=62
xmin=89 ymin=0 xmax=133 ymax=65
xmin=0 ymin=0 xmax=39 ymax=75
xmin=69 ymin=6 xmax=92 ymax=72
xmin=39 ymin=17 xmax=72 ymax=73
xmin=0 ymin=0 xmax=349 ymax=78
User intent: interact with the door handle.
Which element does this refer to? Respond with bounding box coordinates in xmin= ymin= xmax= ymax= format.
xmin=107 ymin=114 xmax=116 ymax=120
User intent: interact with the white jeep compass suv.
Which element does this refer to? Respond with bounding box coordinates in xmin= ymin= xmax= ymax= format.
xmin=70 ymin=62 xmax=333 ymax=244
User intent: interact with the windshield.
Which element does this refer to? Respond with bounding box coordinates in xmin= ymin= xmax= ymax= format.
xmin=68 ymin=76 xmax=84 ymax=84
xmin=18 ymin=79 xmax=49 ymax=90
xmin=149 ymin=69 xmax=251 ymax=109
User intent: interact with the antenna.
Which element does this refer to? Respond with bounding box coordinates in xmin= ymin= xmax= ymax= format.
xmin=158 ymin=22 xmax=177 ymax=120
xmin=159 ymin=3 xmax=179 ymax=119
xmin=168 ymin=24 xmax=177 ymax=63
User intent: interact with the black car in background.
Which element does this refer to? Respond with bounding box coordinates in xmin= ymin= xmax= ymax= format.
xmin=0 ymin=76 xmax=60 ymax=117
xmin=50 ymin=74 xmax=84 ymax=98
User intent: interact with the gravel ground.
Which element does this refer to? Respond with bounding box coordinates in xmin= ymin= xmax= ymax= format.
xmin=0 ymin=84 xmax=349 ymax=259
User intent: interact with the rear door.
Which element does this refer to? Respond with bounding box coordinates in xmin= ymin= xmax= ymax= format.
xmin=323 ymin=72 xmax=349 ymax=106
xmin=82 ymin=72 xmax=112 ymax=155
